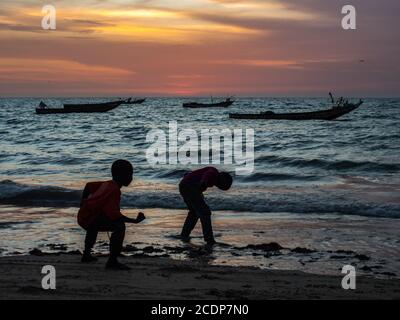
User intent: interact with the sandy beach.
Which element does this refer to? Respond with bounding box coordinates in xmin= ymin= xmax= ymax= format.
xmin=1 ymin=253 xmax=399 ymax=300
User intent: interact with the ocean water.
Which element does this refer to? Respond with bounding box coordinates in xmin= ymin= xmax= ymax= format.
xmin=0 ymin=97 xmax=399 ymax=277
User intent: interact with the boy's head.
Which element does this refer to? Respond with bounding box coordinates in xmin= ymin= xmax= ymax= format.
xmin=111 ymin=159 xmax=133 ymax=187
xmin=216 ymin=172 xmax=233 ymax=191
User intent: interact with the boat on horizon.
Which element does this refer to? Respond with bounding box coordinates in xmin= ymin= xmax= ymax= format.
xmin=35 ymin=100 xmax=124 ymax=114
xmin=183 ymin=97 xmax=234 ymax=108
xmin=122 ymin=98 xmax=146 ymax=105
xmin=229 ymin=100 xmax=363 ymax=121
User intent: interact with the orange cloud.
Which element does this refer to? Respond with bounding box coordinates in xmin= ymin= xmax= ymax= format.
xmin=0 ymin=58 xmax=133 ymax=83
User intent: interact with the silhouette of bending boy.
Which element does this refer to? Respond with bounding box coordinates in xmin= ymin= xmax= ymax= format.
xmin=78 ymin=159 xmax=145 ymax=270
xmin=179 ymin=167 xmax=233 ymax=245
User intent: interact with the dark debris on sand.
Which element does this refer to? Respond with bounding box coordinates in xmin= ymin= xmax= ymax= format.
xmin=291 ymin=247 xmax=316 ymax=254
xmin=239 ymin=242 xmax=284 ymax=252
xmin=25 ymin=241 xmax=380 ymax=278
xmin=29 ymin=248 xmax=81 ymax=257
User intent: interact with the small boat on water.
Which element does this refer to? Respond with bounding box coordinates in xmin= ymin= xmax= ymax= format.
xmin=183 ymin=98 xmax=234 ymax=108
xmin=35 ymin=100 xmax=124 ymax=114
xmin=229 ymin=100 xmax=363 ymax=121
xmin=123 ymin=98 xmax=146 ymax=105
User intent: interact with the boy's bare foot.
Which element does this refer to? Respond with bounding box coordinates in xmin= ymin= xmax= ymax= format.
xmin=81 ymin=253 xmax=98 ymax=263
xmin=180 ymin=235 xmax=191 ymax=243
xmin=206 ymin=239 xmax=217 ymax=246
xmin=106 ymin=260 xmax=131 ymax=270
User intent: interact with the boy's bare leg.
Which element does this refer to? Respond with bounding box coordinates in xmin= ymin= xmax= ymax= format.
xmin=82 ymin=227 xmax=99 ymax=262
xmin=106 ymin=218 xmax=130 ymax=270
xmin=190 ymin=194 xmax=215 ymax=245
xmin=199 ymin=214 xmax=215 ymax=245
xmin=181 ymin=211 xmax=199 ymax=241
xmin=108 ymin=220 xmax=126 ymax=261
xmin=82 ymin=216 xmax=129 ymax=269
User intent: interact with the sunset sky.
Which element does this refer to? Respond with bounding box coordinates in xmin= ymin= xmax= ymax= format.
xmin=0 ymin=0 xmax=399 ymax=97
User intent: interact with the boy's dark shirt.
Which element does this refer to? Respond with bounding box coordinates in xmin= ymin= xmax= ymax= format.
xmin=180 ymin=167 xmax=219 ymax=192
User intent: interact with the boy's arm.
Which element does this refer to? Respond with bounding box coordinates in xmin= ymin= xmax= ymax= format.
xmin=80 ymin=184 xmax=91 ymax=207
xmin=121 ymin=212 xmax=146 ymax=224
xmin=103 ymin=185 xmax=146 ymax=223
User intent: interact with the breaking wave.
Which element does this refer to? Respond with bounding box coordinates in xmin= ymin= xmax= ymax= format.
xmin=255 ymin=155 xmax=400 ymax=172
xmin=1 ymin=180 xmax=399 ymax=219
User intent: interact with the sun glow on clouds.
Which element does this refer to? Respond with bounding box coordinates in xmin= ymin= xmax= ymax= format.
xmin=0 ymin=0 xmax=399 ymax=96
xmin=97 ymin=9 xmax=182 ymax=19
xmin=209 ymin=0 xmax=315 ymax=20
xmin=0 ymin=58 xmax=133 ymax=83
xmin=3 ymin=0 xmax=315 ymax=41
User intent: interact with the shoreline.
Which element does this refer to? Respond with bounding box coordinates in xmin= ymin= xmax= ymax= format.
xmin=1 ymin=204 xmax=400 ymax=280
xmin=0 ymin=254 xmax=399 ymax=300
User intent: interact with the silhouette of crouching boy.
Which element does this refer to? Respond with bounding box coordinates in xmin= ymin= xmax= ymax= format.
xmin=77 ymin=160 xmax=145 ymax=270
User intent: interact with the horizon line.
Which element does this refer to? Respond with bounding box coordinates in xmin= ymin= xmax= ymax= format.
xmin=1 ymin=95 xmax=399 ymax=99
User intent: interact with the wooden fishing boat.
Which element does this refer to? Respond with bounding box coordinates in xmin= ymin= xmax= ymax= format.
xmin=123 ymin=98 xmax=146 ymax=105
xmin=229 ymin=100 xmax=363 ymax=121
xmin=183 ymin=98 xmax=234 ymax=108
xmin=35 ymin=100 xmax=124 ymax=114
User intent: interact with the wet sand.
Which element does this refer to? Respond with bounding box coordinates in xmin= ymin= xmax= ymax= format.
xmin=0 ymin=254 xmax=399 ymax=300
